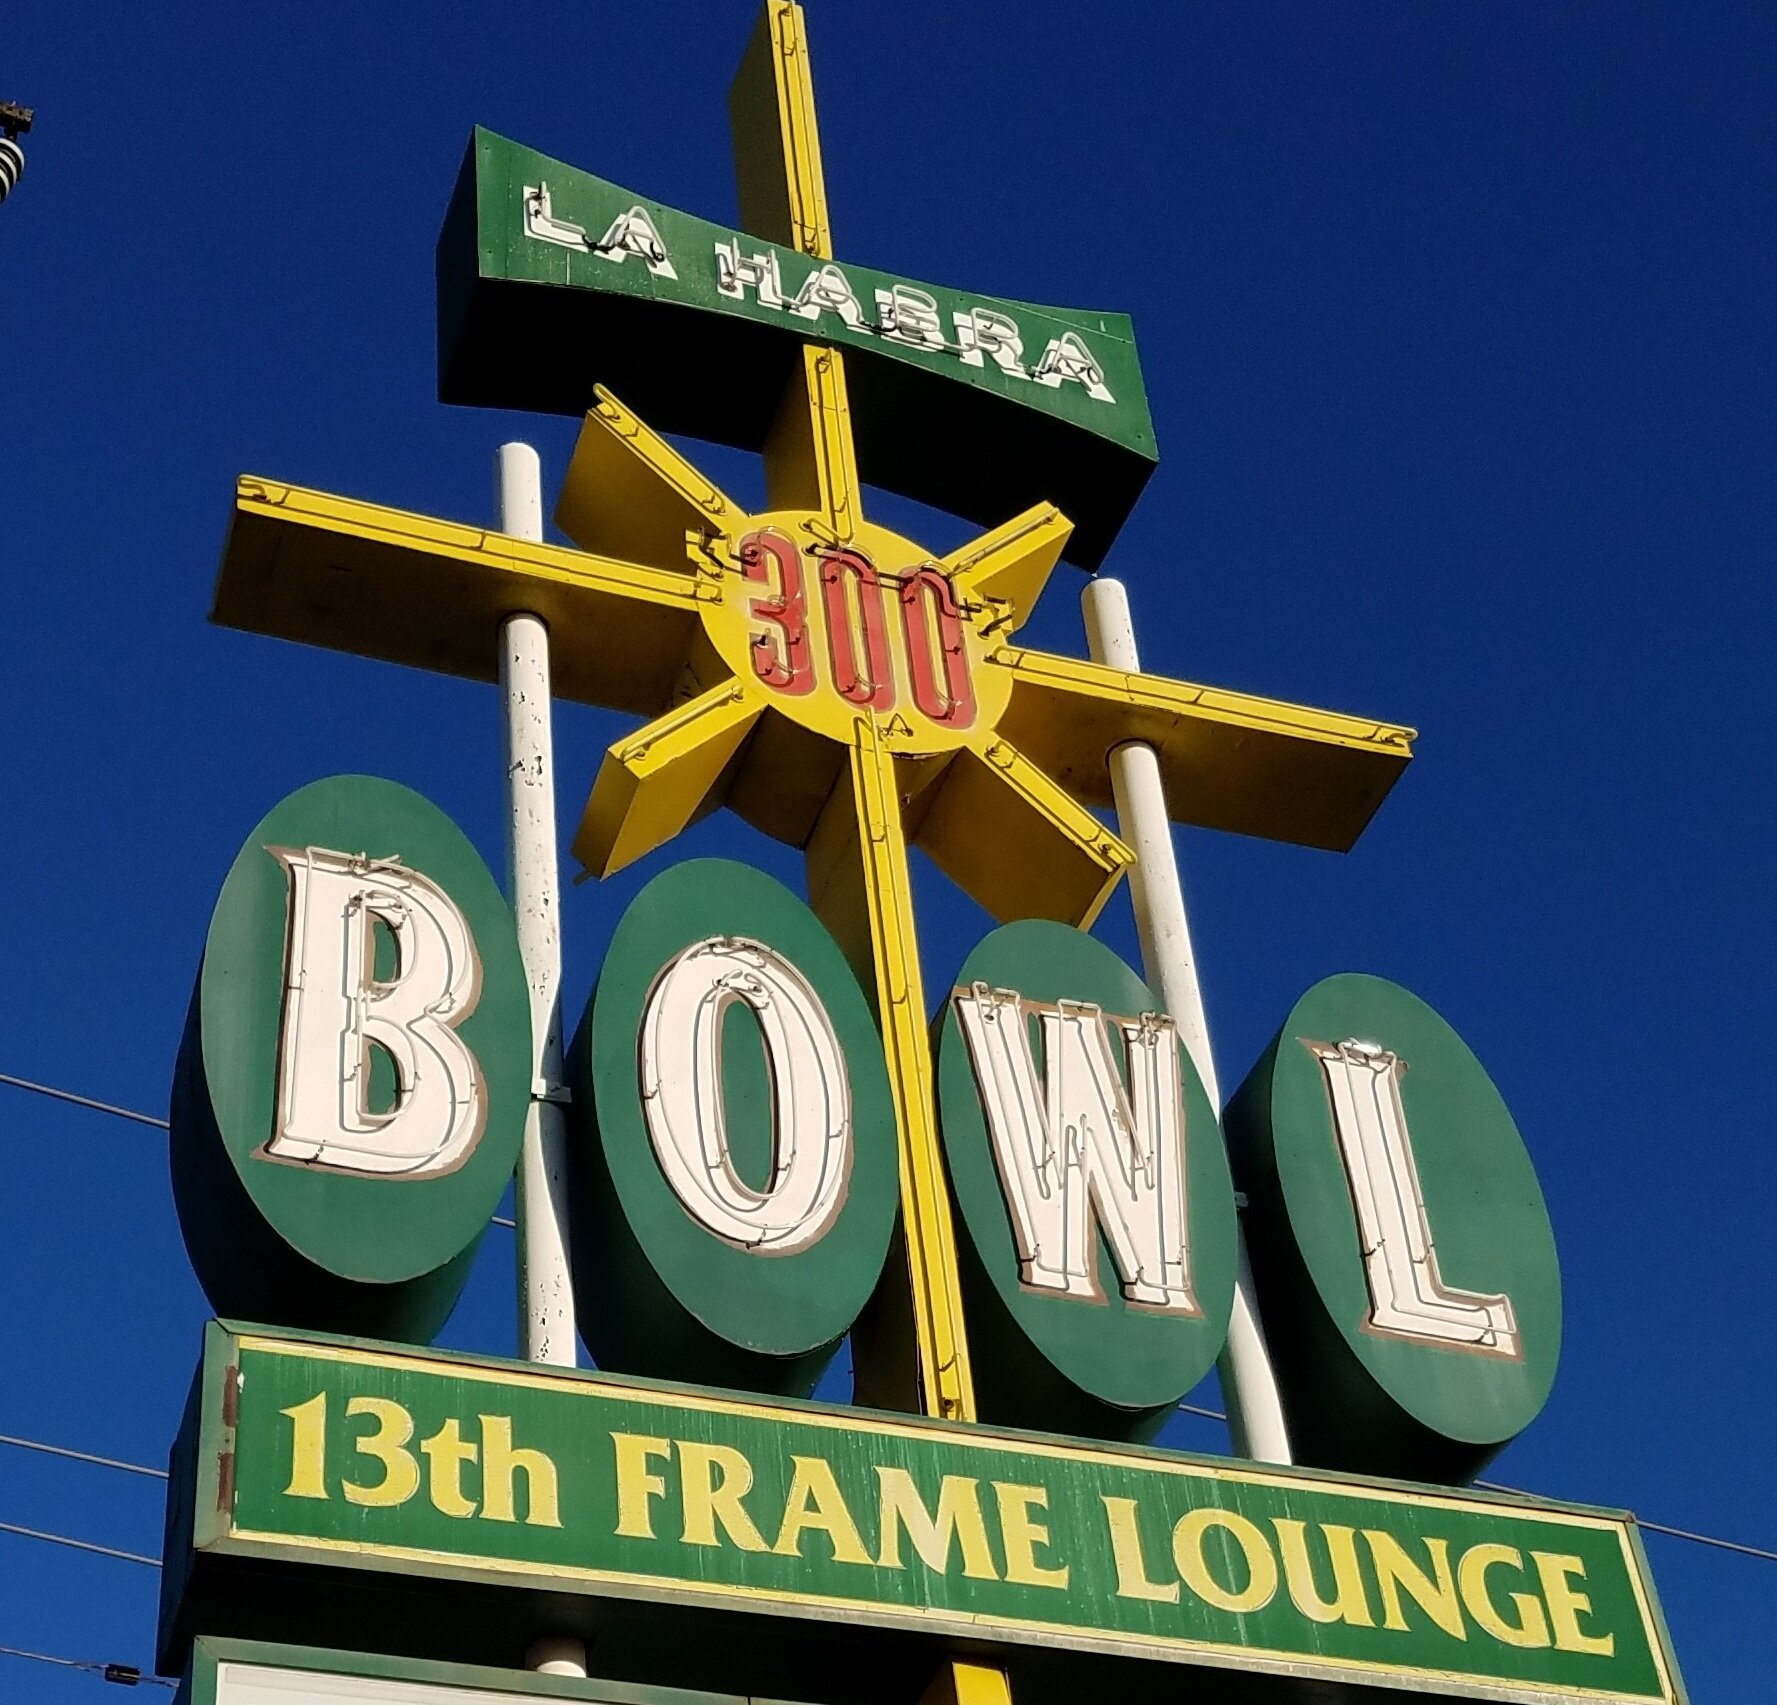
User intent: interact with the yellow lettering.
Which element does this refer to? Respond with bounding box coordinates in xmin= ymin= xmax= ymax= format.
xmin=875 ymin=1468 xmax=999 ymax=1580
xmin=612 ymin=1433 xmax=671 ymax=1539
xmin=280 ymin=1393 xmax=328 ymax=1501
xmin=420 ymin=1418 xmax=478 ymax=1518
xmin=1102 ymin=1496 xmax=1179 ymax=1603
xmin=678 ymin=1441 xmax=768 ymax=1552
xmin=341 ymin=1397 xmax=420 ymax=1508
xmin=1532 ymin=1552 xmax=1615 ymax=1657
xmin=772 ymin=1455 xmax=871 ymax=1564
xmin=480 ymin=1415 xmax=560 ymax=1528
xmin=994 ymin=1482 xmax=1069 ymax=1590
xmin=1172 ymin=1508 xmax=1278 ymax=1614
xmin=1274 ymin=1520 xmax=1374 ymax=1626
xmin=1365 ymin=1532 xmax=1467 ymax=1641
xmin=1458 ymin=1544 xmax=1550 ymax=1649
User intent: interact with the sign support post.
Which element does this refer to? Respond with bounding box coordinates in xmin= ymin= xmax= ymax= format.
xmin=1081 ymin=576 xmax=1293 ymax=1465
xmin=733 ymin=7 xmax=997 ymax=1705
xmin=497 ymin=441 xmax=578 ymax=1374
xmin=496 ymin=442 xmax=587 ymax=1678
xmin=730 ymin=3 xmax=978 ymax=1431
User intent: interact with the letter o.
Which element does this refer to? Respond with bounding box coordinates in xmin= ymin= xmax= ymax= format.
xmin=1171 ymin=1508 xmax=1279 ymax=1614
xmin=640 ymin=934 xmax=852 ymax=1252
xmin=568 ymin=859 xmax=900 ymax=1397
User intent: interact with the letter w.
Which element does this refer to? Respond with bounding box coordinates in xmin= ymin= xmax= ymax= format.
xmin=953 ymin=983 xmax=1197 ymax=1313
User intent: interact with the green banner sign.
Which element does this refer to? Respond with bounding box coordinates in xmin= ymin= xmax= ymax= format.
xmin=437 ymin=129 xmax=1156 ymax=569
xmin=163 ymin=1326 xmax=1682 ymax=1704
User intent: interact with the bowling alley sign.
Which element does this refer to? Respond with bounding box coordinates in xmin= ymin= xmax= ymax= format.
xmin=157 ymin=5 xmax=1684 ymax=1704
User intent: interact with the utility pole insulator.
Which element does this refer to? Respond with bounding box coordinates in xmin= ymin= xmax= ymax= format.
xmin=0 ymin=101 xmax=32 ymax=206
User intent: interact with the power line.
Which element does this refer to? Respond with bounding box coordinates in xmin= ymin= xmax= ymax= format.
xmin=0 ymin=1072 xmax=169 ymax=1129
xmin=0 ymin=1070 xmax=518 ymax=1227
xmin=0 ymin=1643 xmax=173 ymax=1690
xmin=0 ymin=1432 xmax=167 ymax=1480
xmin=1471 ymin=1482 xmax=1777 ymax=1565
xmin=1637 ymin=1522 xmax=1777 ymax=1565
xmin=1171 ymin=1404 xmax=1777 ymax=1565
xmin=3 ymin=1070 xmax=1772 ymax=1566
xmin=0 ymin=1519 xmax=159 ymax=1568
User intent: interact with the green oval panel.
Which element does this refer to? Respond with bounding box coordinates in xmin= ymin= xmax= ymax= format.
xmin=170 ymin=775 xmax=531 ymax=1342
xmin=1225 ymin=974 xmax=1562 ymax=1483
xmin=568 ymin=859 xmax=900 ymax=1397
xmin=936 ymin=921 xmax=1237 ymax=1440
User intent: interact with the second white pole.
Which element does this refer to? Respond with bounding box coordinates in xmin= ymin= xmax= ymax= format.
xmin=496 ymin=442 xmax=578 ymax=1372
xmin=1082 ymin=577 xmax=1293 ymax=1467
xmin=495 ymin=443 xmax=587 ymax=1677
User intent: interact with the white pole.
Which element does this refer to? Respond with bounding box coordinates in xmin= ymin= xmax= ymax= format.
xmin=526 ymin=1638 xmax=590 ymax=1678
xmin=495 ymin=443 xmax=588 ymax=1679
xmin=1082 ymin=578 xmax=1293 ymax=1466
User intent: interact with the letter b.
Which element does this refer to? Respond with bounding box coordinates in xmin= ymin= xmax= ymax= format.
xmin=170 ymin=776 xmax=532 ymax=1343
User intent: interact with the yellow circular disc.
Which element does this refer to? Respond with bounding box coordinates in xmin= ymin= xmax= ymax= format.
xmin=698 ymin=511 xmax=1012 ymax=756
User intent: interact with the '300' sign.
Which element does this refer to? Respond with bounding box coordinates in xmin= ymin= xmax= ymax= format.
xmin=737 ymin=528 xmax=978 ymax=731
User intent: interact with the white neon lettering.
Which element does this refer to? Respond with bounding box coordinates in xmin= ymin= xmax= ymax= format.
xmin=1307 ymin=1039 xmax=1521 ymax=1356
xmin=529 ymin=178 xmax=1126 ymax=416
xmin=876 ymin=284 xmax=947 ymax=350
xmin=266 ymin=846 xmax=486 ymax=1178
xmin=954 ymin=983 xmax=1196 ymax=1312
xmin=714 ymin=240 xmax=786 ymax=309
xmin=593 ymin=204 xmax=677 ymax=278
xmin=789 ymin=262 xmax=865 ymax=328
xmin=523 ymin=187 xmax=677 ymax=279
xmin=640 ymin=936 xmax=853 ymax=1253
xmin=1031 ymin=331 xmax=1114 ymax=402
xmin=952 ymin=307 xmax=1029 ymax=378
xmin=522 ymin=183 xmax=589 ymax=251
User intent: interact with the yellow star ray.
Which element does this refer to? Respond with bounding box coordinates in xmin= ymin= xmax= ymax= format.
xmin=207 ymin=0 xmax=1416 ymax=1514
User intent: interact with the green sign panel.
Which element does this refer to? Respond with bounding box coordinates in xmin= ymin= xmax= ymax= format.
xmin=437 ymin=129 xmax=1156 ymax=569
xmin=169 ymin=777 xmax=532 ymax=1343
xmin=163 ymin=1326 xmax=1682 ymax=1705
xmin=1226 ymin=975 xmax=1563 ymax=1484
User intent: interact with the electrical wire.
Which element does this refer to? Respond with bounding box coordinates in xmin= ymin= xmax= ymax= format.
xmin=0 ymin=1068 xmax=517 ymax=1227
xmin=1170 ymin=1400 xmax=1777 ymax=1564
xmin=3 ymin=1069 xmax=1773 ymax=1567
xmin=0 ymin=1072 xmax=169 ymax=1129
xmin=1472 ymin=1483 xmax=1777 ymax=1565
xmin=0 ymin=1519 xmax=159 ymax=1567
xmin=0 ymin=1432 xmax=167 ymax=1479
xmin=0 ymin=1643 xmax=174 ymax=1689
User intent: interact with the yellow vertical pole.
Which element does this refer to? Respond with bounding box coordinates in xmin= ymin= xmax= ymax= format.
xmin=730 ymin=0 xmax=981 ymax=1434
xmin=838 ymin=716 xmax=976 ymax=1421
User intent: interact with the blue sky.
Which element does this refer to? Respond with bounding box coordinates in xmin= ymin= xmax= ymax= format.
xmin=1 ymin=1 xmax=1772 ymax=1698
